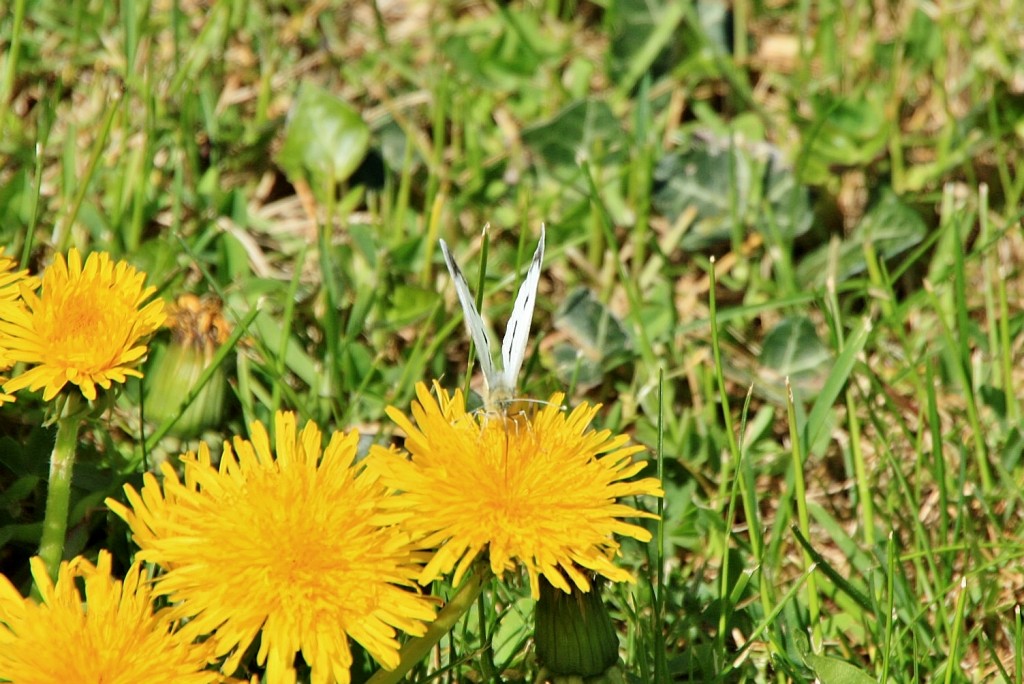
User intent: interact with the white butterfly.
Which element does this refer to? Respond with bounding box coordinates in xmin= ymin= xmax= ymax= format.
xmin=439 ymin=225 xmax=546 ymax=410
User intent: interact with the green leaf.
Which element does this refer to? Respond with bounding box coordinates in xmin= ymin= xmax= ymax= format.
xmin=385 ymin=284 xmax=437 ymax=329
xmin=800 ymin=91 xmax=889 ymax=185
xmin=277 ymin=82 xmax=370 ymax=193
xmin=653 ymin=139 xmax=748 ymax=249
xmin=904 ymin=8 xmax=943 ymax=71
xmin=250 ymin=304 xmax=319 ymax=388
xmin=339 ymin=342 xmax=374 ymax=393
xmin=792 ymin=524 xmax=874 ymax=614
xmin=521 ymin=100 xmax=626 ymax=175
xmin=0 ymin=476 xmax=40 ymax=511
xmin=551 ymin=287 xmax=631 ymax=390
xmin=608 ymin=0 xmax=689 ymax=89
xmin=550 ymin=343 xmax=602 ymax=389
xmin=554 ymin=287 xmax=631 ymax=358
xmin=492 ymin=597 xmax=532 ymax=667
xmin=804 ymin=653 xmax=877 ymax=684
xmin=0 ymin=431 xmax=54 ymax=478
xmin=376 ymin=118 xmax=423 ymax=176
xmin=652 ymin=135 xmax=813 ymax=249
xmin=759 ymin=316 xmax=832 ymax=392
xmin=0 ymin=168 xmax=31 ymax=231
xmin=803 ymin=317 xmax=872 ymax=457
xmin=762 ymin=150 xmax=815 ymax=244
xmin=441 ymin=8 xmax=553 ymax=90
xmin=797 ymin=188 xmax=927 ymax=287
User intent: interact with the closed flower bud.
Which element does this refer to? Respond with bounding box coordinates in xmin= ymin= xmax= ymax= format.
xmin=535 ymin=574 xmax=619 ymax=680
xmin=145 ymin=294 xmax=230 ymax=437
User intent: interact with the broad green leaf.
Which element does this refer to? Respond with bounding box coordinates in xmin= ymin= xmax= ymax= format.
xmin=520 ymin=100 xmax=632 ymax=222
xmin=796 ymin=188 xmax=927 ymax=287
xmin=522 ymin=100 xmax=626 ymax=174
xmin=0 ymin=431 xmax=53 ymax=478
xmin=376 ymin=118 xmax=424 ymax=177
xmin=804 ymin=653 xmax=877 ymax=684
xmin=800 ymin=91 xmax=889 ymax=185
xmin=653 ymin=140 xmax=750 ymax=249
xmin=696 ymin=0 xmax=732 ymax=54
xmin=652 ymin=135 xmax=812 ymax=249
xmin=384 ymin=284 xmax=437 ymax=329
xmin=905 ymin=8 xmax=943 ymax=70
xmin=608 ymin=0 xmax=688 ymax=88
xmin=554 ymin=287 xmax=631 ymax=358
xmin=550 ymin=287 xmax=631 ymax=390
xmin=1002 ymin=426 xmax=1024 ymax=470
xmin=762 ymin=151 xmax=815 ymax=243
xmin=759 ymin=316 xmax=832 ymax=392
xmin=277 ymin=82 xmax=370 ymax=193
xmin=606 ymin=0 xmax=688 ymax=94
xmin=757 ymin=315 xmax=827 ymax=411
xmin=550 ymin=343 xmax=603 ymax=389
xmin=441 ymin=8 xmax=554 ymax=90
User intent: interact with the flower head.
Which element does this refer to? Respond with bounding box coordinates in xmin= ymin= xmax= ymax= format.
xmin=0 ymin=246 xmax=36 ymax=303
xmin=107 ymin=412 xmax=435 ymax=684
xmin=0 ymin=248 xmax=165 ymax=401
xmin=0 ymin=247 xmax=38 ymax=403
xmin=0 ymin=551 xmax=221 ymax=684
xmin=371 ymin=382 xmax=663 ymax=598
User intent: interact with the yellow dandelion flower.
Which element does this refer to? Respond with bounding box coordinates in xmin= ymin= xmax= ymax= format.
xmin=106 ymin=412 xmax=436 ymax=684
xmin=0 ymin=246 xmax=37 ymax=302
xmin=0 ymin=246 xmax=38 ymax=403
xmin=0 ymin=551 xmax=221 ymax=684
xmin=0 ymin=248 xmax=165 ymax=401
xmin=371 ymin=382 xmax=664 ymax=599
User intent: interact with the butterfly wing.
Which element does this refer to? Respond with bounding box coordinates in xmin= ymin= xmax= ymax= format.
xmin=439 ymin=238 xmax=498 ymax=391
xmin=499 ymin=224 xmax=545 ymax=394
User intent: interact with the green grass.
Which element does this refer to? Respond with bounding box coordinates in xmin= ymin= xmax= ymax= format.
xmin=3 ymin=0 xmax=1024 ymax=681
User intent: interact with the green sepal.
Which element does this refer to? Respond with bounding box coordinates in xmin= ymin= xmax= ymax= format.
xmin=535 ymin=575 xmax=619 ymax=678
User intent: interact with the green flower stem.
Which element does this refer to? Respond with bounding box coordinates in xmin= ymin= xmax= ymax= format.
xmin=36 ymin=394 xmax=81 ymax=583
xmin=366 ymin=563 xmax=493 ymax=684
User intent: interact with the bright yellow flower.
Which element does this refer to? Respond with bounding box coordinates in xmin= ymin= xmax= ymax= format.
xmin=107 ymin=412 xmax=436 ymax=684
xmin=0 ymin=248 xmax=165 ymax=401
xmin=0 ymin=246 xmax=37 ymax=403
xmin=0 ymin=551 xmax=221 ymax=684
xmin=370 ymin=382 xmax=663 ymax=599
xmin=0 ymin=246 xmax=36 ymax=303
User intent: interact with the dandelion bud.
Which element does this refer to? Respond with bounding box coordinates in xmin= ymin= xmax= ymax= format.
xmin=535 ymin=575 xmax=620 ymax=680
xmin=145 ymin=295 xmax=230 ymax=437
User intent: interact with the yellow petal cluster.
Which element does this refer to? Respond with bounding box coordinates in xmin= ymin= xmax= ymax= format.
xmin=0 ymin=248 xmax=165 ymax=401
xmin=0 ymin=551 xmax=221 ymax=684
xmin=371 ymin=382 xmax=663 ymax=598
xmin=107 ymin=411 xmax=436 ymax=684
xmin=0 ymin=246 xmax=37 ymax=403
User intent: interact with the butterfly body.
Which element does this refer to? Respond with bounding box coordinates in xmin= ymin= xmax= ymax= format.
xmin=439 ymin=226 xmax=546 ymax=411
